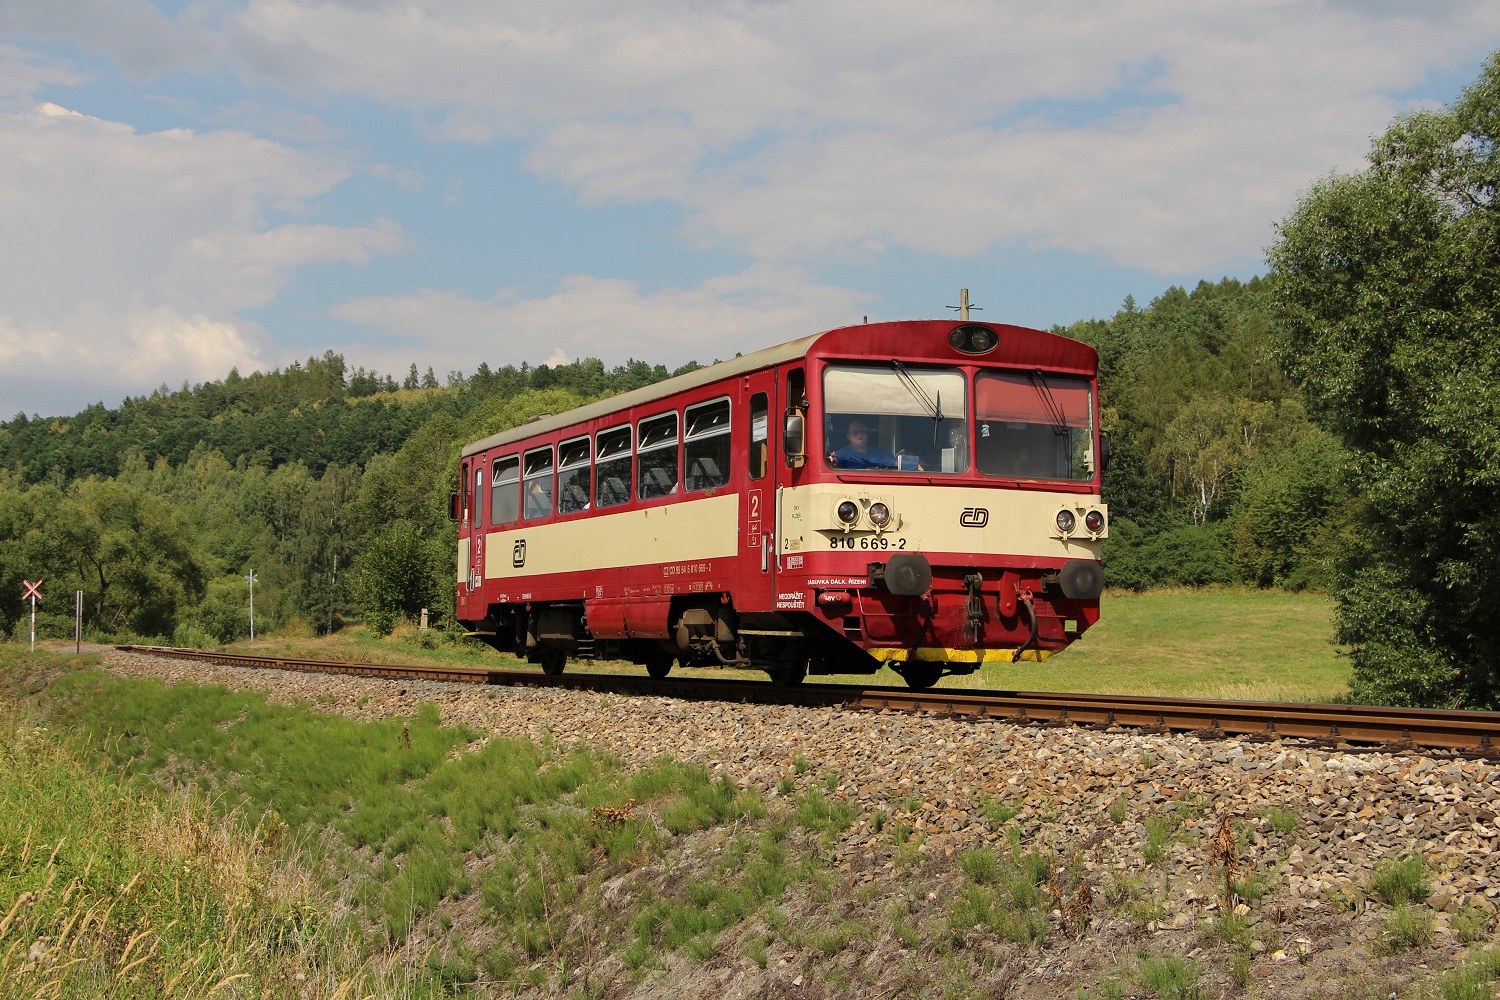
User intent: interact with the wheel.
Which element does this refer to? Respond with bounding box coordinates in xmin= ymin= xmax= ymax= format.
xmin=766 ymin=660 xmax=807 ymax=687
xmin=645 ymin=648 xmax=673 ymax=680
xmin=901 ymin=663 xmax=942 ymax=691
xmin=539 ymin=647 xmax=567 ymax=676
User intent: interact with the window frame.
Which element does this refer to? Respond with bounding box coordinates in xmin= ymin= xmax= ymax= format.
xmin=594 ymin=424 xmax=633 ymax=509
xmin=684 ymin=396 xmax=732 ymax=494
xmin=522 ymin=445 xmax=555 ymax=521
xmin=636 ymin=411 xmax=680 ymax=501
xmin=556 ymin=435 xmax=592 ymax=515
xmin=489 ymin=454 xmax=521 ymax=526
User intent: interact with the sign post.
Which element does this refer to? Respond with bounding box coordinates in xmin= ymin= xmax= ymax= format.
xmin=75 ymin=590 xmax=83 ymax=654
xmin=21 ymin=579 xmax=42 ymax=652
xmin=246 ymin=569 xmax=257 ymax=641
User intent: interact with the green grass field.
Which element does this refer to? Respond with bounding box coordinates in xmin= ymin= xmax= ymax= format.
xmin=982 ymin=588 xmax=1348 ymax=702
xmin=210 ymin=588 xmax=1349 ymax=703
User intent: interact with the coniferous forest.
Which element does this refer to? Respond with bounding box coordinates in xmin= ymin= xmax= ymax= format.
xmin=7 ymin=52 xmax=1500 ymax=710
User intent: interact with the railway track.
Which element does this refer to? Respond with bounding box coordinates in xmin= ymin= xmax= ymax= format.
xmin=117 ymin=645 xmax=1500 ymax=754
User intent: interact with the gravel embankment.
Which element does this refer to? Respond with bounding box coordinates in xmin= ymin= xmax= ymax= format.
xmin=102 ymin=649 xmax=1500 ymax=997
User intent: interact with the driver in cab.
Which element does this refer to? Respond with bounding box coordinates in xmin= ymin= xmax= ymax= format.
xmin=828 ymin=419 xmax=920 ymax=470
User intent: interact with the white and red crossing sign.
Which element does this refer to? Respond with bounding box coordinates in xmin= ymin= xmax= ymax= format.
xmin=21 ymin=579 xmax=42 ymax=652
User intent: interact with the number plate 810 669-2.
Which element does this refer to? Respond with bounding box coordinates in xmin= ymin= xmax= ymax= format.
xmin=828 ymin=535 xmax=907 ymax=550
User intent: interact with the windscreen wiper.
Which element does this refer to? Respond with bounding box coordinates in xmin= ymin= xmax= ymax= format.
xmin=891 ymin=360 xmax=944 ymax=446
xmin=1028 ymin=369 xmax=1070 ymax=436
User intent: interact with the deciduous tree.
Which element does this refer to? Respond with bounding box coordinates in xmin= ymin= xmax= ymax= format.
xmin=1269 ymin=51 xmax=1500 ymax=706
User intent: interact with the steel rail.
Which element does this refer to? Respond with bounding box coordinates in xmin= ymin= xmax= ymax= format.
xmin=115 ymin=646 xmax=1500 ymax=753
xmin=116 ymin=645 xmax=494 ymax=684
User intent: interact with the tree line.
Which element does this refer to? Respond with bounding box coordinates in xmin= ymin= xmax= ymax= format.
xmin=6 ymin=51 xmax=1500 ymax=709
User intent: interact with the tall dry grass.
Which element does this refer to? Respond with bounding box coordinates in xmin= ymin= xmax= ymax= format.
xmin=0 ymin=699 xmax=415 ymax=998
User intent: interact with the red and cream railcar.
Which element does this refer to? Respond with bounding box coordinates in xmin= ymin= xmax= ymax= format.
xmin=454 ymin=320 xmax=1106 ymax=690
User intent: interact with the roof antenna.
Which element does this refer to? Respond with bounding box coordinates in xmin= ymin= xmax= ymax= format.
xmin=946 ymin=288 xmax=983 ymax=321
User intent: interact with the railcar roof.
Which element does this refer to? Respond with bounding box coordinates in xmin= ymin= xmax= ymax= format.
xmin=460 ymin=333 xmax=821 ymax=457
xmin=459 ymin=320 xmax=1092 ymax=458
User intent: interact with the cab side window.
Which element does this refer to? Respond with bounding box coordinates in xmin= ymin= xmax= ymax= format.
xmin=748 ymin=392 xmax=768 ymax=480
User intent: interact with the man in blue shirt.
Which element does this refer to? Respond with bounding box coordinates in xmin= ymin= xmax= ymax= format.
xmin=828 ymin=419 xmax=899 ymax=469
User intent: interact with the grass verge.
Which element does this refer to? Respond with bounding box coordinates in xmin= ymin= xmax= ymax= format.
xmin=180 ymin=587 xmax=1346 ymax=702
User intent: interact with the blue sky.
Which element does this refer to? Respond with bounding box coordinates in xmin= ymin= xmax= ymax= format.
xmin=2 ymin=1 xmax=1498 ymax=418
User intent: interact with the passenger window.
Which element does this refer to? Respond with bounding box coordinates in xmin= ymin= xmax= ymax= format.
xmin=685 ymin=398 xmax=731 ymax=493
xmin=557 ymin=437 xmax=591 ymax=514
xmin=490 ymin=455 xmax=520 ymax=526
xmin=748 ymin=392 xmax=768 ymax=480
xmin=523 ymin=446 xmax=554 ymax=520
xmin=637 ymin=412 xmax=679 ymax=500
xmin=595 ymin=426 xmax=632 ymax=508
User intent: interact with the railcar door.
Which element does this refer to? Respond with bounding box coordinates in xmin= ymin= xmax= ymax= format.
xmin=744 ymin=377 xmax=774 ymax=602
xmin=467 ymin=458 xmax=485 ymax=597
xmin=739 ymin=368 xmax=794 ymax=613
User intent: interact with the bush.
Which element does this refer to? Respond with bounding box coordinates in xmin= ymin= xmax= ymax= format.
xmin=356 ymin=521 xmax=442 ymax=634
xmin=171 ymin=622 xmax=219 ymax=649
xmin=1103 ymin=519 xmax=1238 ymax=591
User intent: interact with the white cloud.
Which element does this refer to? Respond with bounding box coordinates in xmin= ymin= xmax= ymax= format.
xmin=0 ymin=308 xmax=268 ymax=404
xmin=0 ymin=42 xmax=85 ymax=107
xmin=195 ymin=0 xmax=1500 ymax=273
xmin=0 ymin=99 xmax=404 ymax=412
xmin=0 ymin=0 xmax=210 ymax=79
xmin=328 ymin=264 xmax=871 ymax=374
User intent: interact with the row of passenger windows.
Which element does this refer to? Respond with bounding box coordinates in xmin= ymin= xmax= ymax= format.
xmin=487 ymin=395 xmax=752 ymax=526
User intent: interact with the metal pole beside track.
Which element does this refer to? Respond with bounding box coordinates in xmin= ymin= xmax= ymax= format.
xmin=247 ymin=569 xmax=257 ymax=641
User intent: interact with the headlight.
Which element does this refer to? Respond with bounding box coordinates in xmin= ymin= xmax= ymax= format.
xmin=1055 ymin=509 xmax=1076 ymax=534
xmin=948 ymin=324 xmax=999 ymax=355
xmin=1084 ymin=510 xmax=1105 ymax=533
xmin=837 ymin=500 xmax=860 ymax=525
xmin=868 ymin=502 xmax=891 ymax=528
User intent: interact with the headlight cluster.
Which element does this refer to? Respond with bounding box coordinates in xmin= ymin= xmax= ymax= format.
xmin=1054 ymin=504 xmax=1108 ymax=539
xmin=833 ymin=496 xmax=898 ymax=532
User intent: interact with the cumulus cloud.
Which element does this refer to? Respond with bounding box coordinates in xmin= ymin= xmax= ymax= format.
xmin=0 ymin=43 xmax=86 ymax=108
xmin=328 ymin=264 xmax=871 ymax=375
xmin=185 ymin=0 xmax=1500 ymax=274
xmin=0 ymin=98 xmax=405 ymax=414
